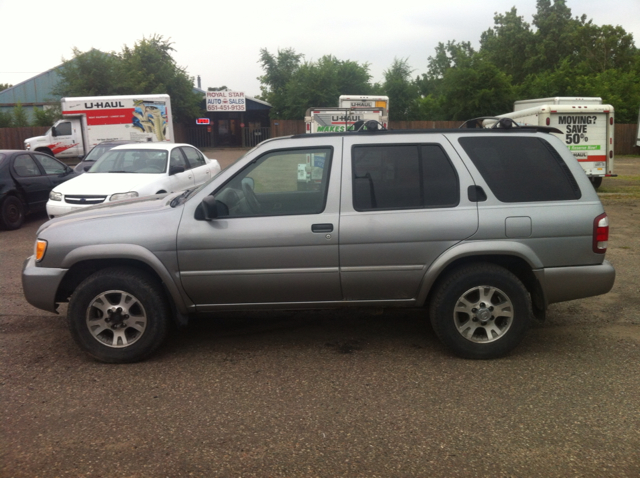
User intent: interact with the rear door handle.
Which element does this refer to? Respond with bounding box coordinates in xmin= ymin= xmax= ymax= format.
xmin=312 ymin=223 xmax=333 ymax=233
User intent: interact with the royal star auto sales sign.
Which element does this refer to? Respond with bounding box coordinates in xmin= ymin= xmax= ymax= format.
xmin=206 ymin=91 xmax=246 ymax=112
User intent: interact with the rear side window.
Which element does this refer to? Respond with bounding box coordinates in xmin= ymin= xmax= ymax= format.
xmin=458 ymin=136 xmax=581 ymax=202
xmin=352 ymin=144 xmax=459 ymax=211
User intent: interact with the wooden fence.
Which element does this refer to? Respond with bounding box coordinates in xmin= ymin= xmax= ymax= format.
xmin=615 ymin=123 xmax=640 ymax=155
xmin=2 ymin=123 xmax=639 ymax=155
xmin=0 ymin=126 xmax=48 ymax=150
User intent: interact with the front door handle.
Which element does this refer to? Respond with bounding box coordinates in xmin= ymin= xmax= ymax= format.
xmin=312 ymin=223 xmax=333 ymax=233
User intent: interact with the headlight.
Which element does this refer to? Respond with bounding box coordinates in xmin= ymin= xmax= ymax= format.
xmin=110 ymin=191 xmax=139 ymax=202
xmin=49 ymin=191 xmax=62 ymax=201
xmin=35 ymin=239 xmax=48 ymax=262
xmin=25 ymin=142 xmax=31 ymax=150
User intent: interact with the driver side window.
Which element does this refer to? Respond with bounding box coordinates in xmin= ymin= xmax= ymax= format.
xmin=214 ymin=147 xmax=333 ymax=218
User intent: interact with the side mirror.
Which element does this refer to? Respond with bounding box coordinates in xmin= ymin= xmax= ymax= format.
xmin=51 ymin=126 xmax=58 ymax=137
xmin=169 ymin=165 xmax=186 ymax=176
xmin=195 ymin=195 xmax=218 ymax=221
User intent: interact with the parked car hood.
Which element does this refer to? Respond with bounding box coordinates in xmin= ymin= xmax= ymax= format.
xmin=37 ymin=191 xmax=181 ymax=235
xmin=52 ymin=172 xmax=165 ymax=195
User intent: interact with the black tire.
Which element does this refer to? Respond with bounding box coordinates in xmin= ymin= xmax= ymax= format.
xmin=0 ymin=195 xmax=26 ymax=230
xmin=429 ymin=263 xmax=533 ymax=359
xmin=590 ymin=176 xmax=603 ymax=189
xmin=68 ymin=267 xmax=171 ymax=363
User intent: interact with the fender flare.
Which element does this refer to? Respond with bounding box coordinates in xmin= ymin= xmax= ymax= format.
xmin=61 ymin=244 xmax=192 ymax=314
xmin=415 ymin=241 xmax=544 ymax=305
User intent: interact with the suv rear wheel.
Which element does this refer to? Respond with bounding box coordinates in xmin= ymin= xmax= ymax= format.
xmin=68 ymin=267 xmax=171 ymax=363
xmin=429 ymin=263 xmax=532 ymax=359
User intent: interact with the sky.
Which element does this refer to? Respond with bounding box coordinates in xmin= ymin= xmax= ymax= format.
xmin=1 ymin=0 xmax=639 ymax=98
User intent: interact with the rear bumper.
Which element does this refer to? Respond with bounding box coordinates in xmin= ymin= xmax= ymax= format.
xmin=22 ymin=255 xmax=68 ymax=313
xmin=536 ymin=260 xmax=616 ymax=306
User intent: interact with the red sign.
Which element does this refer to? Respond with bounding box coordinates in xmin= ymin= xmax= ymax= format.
xmin=196 ymin=118 xmax=210 ymax=125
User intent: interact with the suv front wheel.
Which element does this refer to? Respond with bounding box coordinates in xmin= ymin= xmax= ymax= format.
xmin=429 ymin=263 xmax=533 ymax=359
xmin=68 ymin=267 xmax=171 ymax=363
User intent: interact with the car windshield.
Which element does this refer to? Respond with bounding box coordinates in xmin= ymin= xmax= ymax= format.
xmin=88 ymin=149 xmax=168 ymax=174
xmin=84 ymin=144 xmax=118 ymax=162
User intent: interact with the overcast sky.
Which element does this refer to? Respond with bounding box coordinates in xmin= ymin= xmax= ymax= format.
xmin=1 ymin=0 xmax=639 ymax=97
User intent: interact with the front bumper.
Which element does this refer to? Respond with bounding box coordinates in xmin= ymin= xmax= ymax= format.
xmin=45 ymin=200 xmax=90 ymax=219
xmin=22 ymin=255 xmax=68 ymax=313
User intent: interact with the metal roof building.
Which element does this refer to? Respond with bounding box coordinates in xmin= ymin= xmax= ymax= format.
xmin=0 ymin=66 xmax=62 ymax=122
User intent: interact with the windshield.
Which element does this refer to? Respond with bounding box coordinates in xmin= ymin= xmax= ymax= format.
xmin=84 ymin=144 xmax=118 ymax=162
xmin=89 ymin=149 xmax=168 ymax=174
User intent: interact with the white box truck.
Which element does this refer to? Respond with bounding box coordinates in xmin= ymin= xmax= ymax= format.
xmin=305 ymin=107 xmax=388 ymax=133
xmin=24 ymin=94 xmax=174 ymax=159
xmin=491 ymin=97 xmax=615 ymax=187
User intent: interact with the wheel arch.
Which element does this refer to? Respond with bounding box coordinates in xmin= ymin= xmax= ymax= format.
xmin=417 ymin=243 xmax=547 ymax=320
xmin=55 ymin=246 xmax=192 ymax=324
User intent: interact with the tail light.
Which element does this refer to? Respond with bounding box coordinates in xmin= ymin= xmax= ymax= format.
xmin=593 ymin=213 xmax=609 ymax=253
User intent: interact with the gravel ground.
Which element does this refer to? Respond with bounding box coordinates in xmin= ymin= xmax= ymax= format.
xmin=1 ymin=151 xmax=638 ymax=477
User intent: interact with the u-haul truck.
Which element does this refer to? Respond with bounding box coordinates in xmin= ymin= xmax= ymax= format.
xmin=25 ymin=94 xmax=174 ymax=159
xmin=338 ymin=95 xmax=389 ymax=112
xmin=493 ymin=97 xmax=614 ymax=188
xmin=305 ymin=107 xmax=388 ymax=133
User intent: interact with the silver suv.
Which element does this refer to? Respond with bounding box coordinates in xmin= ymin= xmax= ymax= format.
xmin=22 ymin=126 xmax=615 ymax=363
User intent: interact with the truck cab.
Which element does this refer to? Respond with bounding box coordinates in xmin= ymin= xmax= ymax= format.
xmin=24 ymin=118 xmax=84 ymax=158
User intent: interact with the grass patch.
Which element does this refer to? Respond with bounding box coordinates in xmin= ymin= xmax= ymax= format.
xmin=598 ymin=174 xmax=640 ymax=201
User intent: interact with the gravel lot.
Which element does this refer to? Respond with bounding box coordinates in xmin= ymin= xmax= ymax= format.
xmin=1 ymin=150 xmax=638 ymax=477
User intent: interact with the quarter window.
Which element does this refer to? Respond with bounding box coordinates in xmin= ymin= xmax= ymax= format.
xmin=352 ymin=144 xmax=459 ymax=211
xmin=181 ymin=147 xmax=206 ymax=168
xmin=458 ymin=137 xmax=581 ymax=202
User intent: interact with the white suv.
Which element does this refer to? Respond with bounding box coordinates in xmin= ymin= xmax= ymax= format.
xmin=46 ymin=143 xmax=221 ymax=218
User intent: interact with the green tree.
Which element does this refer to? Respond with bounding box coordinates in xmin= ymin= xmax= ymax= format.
xmin=257 ymin=48 xmax=303 ymax=118
xmin=53 ymin=36 xmax=202 ymax=123
xmin=257 ymin=49 xmax=373 ymax=119
xmin=52 ymin=48 xmax=124 ymax=97
xmin=32 ymin=105 xmax=62 ymax=127
xmin=12 ymin=103 xmax=29 ymax=127
xmin=284 ymin=55 xmax=372 ymax=118
xmin=0 ymin=109 xmax=13 ymax=127
xmin=382 ymin=58 xmax=419 ymax=121
xmin=120 ymin=35 xmax=202 ymax=122
xmin=480 ymin=7 xmax=535 ymax=83
xmin=530 ymin=0 xmax=577 ymax=70
xmin=0 ymin=83 xmax=12 ymax=92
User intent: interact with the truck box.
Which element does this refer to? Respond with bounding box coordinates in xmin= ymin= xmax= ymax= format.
xmin=305 ymin=107 xmax=388 ymax=133
xmin=492 ymin=98 xmax=614 ymax=187
xmin=24 ymin=94 xmax=174 ymax=159
xmin=338 ymin=95 xmax=389 ymax=112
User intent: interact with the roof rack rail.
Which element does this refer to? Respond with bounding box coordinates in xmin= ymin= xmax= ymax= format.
xmin=460 ymin=116 xmax=562 ymax=134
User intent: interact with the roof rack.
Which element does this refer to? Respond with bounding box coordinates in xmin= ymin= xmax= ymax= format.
xmin=460 ymin=116 xmax=562 ymax=134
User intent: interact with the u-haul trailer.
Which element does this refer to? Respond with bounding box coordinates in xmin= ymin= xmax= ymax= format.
xmin=493 ymin=97 xmax=615 ymax=188
xmin=305 ymin=107 xmax=388 ymax=133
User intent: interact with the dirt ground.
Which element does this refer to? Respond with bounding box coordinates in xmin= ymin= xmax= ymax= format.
xmin=1 ymin=150 xmax=638 ymax=477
